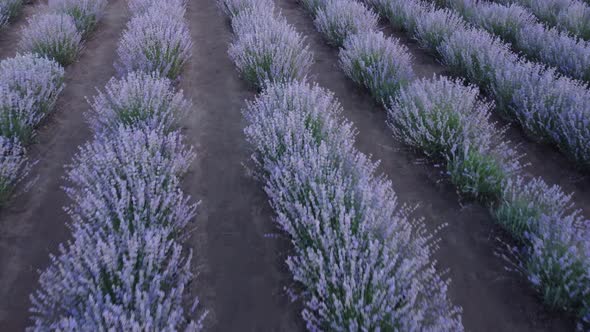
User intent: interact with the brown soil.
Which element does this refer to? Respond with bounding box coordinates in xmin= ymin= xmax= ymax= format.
xmin=0 ymin=0 xmax=128 ymax=329
xmin=0 ymin=0 xmax=41 ymax=59
xmin=274 ymin=0 xmax=578 ymax=330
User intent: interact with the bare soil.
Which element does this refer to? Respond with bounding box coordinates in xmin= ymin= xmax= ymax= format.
xmin=0 ymin=0 xmax=128 ymax=329
xmin=274 ymin=0 xmax=578 ymax=330
xmin=0 ymin=0 xmax=41 ymax=59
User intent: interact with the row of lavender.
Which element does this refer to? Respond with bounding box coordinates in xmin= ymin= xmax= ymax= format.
xmin=28 ymin=0 xmax=205 ymax=329
xmin=297 ymin=0 xmax=590 ymax=326
xmin=496 ymin=0 xmax=590 ymax=40
xmin=377 ymin=0 xmax=590 ymax=170
xmin=439 ymin=0 xmax=590 ymax=83
xmin=0 ymin=0 xmax=108 ymax=207
xmin=221 ymin=0 xmax=463 ymax=329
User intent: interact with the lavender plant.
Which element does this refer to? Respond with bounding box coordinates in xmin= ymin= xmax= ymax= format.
xmin=434 ymin=26 xmax=590 ymax=168
xmin=116 ymin=6 xmax=192 ymax=80
xmin=0 ymin=53 xmax=65 ymax=117
xmin=495 ymin=176 xmax=590 ymax=322
xmin=48 ymin=0 xmax=107 ymax=37
xmin=0 ymin=136 xmax=31 ymax=205
xmin=230 ymin=3 xmax=283 ymax=37
xmin=443 ymin=0 xmax=590 ymax=82
xmin=314 ymin=0 xmax=378 ymax=47
xmin=339 ymin=30 xmax=414 ymax=104
xmin=228 ymin=12 xmax=313 ymax=90
xmin=87 ymin=71 xmax=191 ymax=134
xmin=19 ymin=13 xmax=82 ymax=66
xmin=495 ymin=176 xmax=575 ymax=241
xmin=497 ymin=0 xmax=590 ymax=40
xmin=413 ymin=7 xmax=466 ymax=50
xmin=30 ymin=126 xmax=203 ymax=330
xmin=0 ymin=0 xmax=23 ymax=28
xmin=244 ymin=80 xmax=463 ymax=330
xmin=129 ymin=0 xmax=186 ymax=17
xmin=218 ymin=0 xmax=273 ymax=17
xmin=0 ymin=85 xmax=39 ymax=144
xmin=388 ymin=77 xmax=521 ymax=200
xmin=373 ymin=0 xmax=590 ymax=323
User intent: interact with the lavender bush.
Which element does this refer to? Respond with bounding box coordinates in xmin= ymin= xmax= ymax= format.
xmin=314 ymin=0 xmax=378 ymax=47
xmin=230 ymin=3 xmax=283 ymax=37
xmin=443 ymin=0 xmax=590 ymax=82
xmin=495 ymin=176 xmax=590 ymax=322
xmin=413 ymin=7 xmax=466 ymax=50
xmin=0 ymin=85 xmax=39 ymax=143
xmin=129 ymin=0 xmax=186 ymax=17
xmin=339 ymin=30 xmax=414 ymax=104
xmin=440 ymin=27 xmax=590 ymax=168
xmin=48 ymin=0 xmax=107 ymax=36
xmin=372 ymin=0 xmax=590 ymax=323
xmin=0 ymin=136 xmax=30 ymax=205
xmin=0 ymin=53 xmax=65 ymax=117
xmin=244 ymin=80 xmax=463 ymax=330
xmin=30 ymin=126 xmax=204 ymax=330
xmin=497 ymin=0 xmax=590 ymax=40
xmin=388 ymin=7 xmax=590 ymax=169
xmin=87 ymin=71 xmax=191 ymax=134
xmin=19 ymin=13 xmax=82 ymax=66
xmin=228 ymin=11 xmax=313 ymax=90
xmin=388 ymin=77 xmax=521 ymax=200
xmin=218 ymin=0 xmax=272 ymax=17
xmin=116 ymin=5 xmax=192 ymax=80
xmin=0 ymin=0 xmax=23 ymax=28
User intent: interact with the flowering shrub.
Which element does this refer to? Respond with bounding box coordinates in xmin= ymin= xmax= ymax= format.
xmin=388 ymin=77 xmax=521 ymax=200
xmin=228 ymin=11 xmax=313 ymax=90
xmin=314 ymin=0 xmax=378 ymax=47
xmin=0 ymin=137 xmax=30 ymax=205
xmin=129 ymin=0 xmax=186 ymax=17
xmin=0 ymin=85 xmax=39 ymax=143
xmin=218 ymin=0 xmax=272 ymax=17
xmin=244 ymin=81 xmax=463 ymax=331
xmin=116 ymin=6 xmax=192 ymax=80
xmin=414 ymin=7 xmax=466 ymax=50
xmin=497 ymin=0 xmax=590 ymax=40
xmin=339 ymin=30 xmax=414 ymax=104
xmin=29 ymin=126 xmax=204 ymax=331
xmin=373 ymin=0 xmax=590 ymax=324
xmin=48 ymin=0 xmax=107 ymax=36
xmin=444 ymin=0 xmax=590 ymax=82
xmin=0 ymin=53 xmax=65 ymax=118
xmin=87 ymin=71 xmax=191 ymax=134
xmin=230 ymin=3 xmax=282 ymax=37
xmin=0 ymin=0 xmax=23 ymax=28
xmin=495 ymin=176 xmax=590 ymax=322
xmin=19 ymin=13 xmax=82 ymax=66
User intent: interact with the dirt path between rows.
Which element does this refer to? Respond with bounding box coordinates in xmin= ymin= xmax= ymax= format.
xmin=0 ymin=1 xmax=128 ymax=329
xmin=275 ymin=0 xmax=576 ymax=330
xmin=0 ymin=0 xmax=41 ymax=59
xmin=180 ymin=0 xmax=304 ymax=330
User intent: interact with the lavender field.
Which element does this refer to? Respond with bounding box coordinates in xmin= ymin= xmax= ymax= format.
xmin=0 ymin=0 xmax=589 ymax=330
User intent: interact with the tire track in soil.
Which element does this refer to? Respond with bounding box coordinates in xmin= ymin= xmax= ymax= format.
xmin=180 ymin=0 xmax=304 ymax=330
xmin=0 ymin=0 xmax=43 ymax=59
xmin=274 ymin=0 xmax=576 ymax=330
xmin=0 ymin=1 xmax=128 ymax=329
